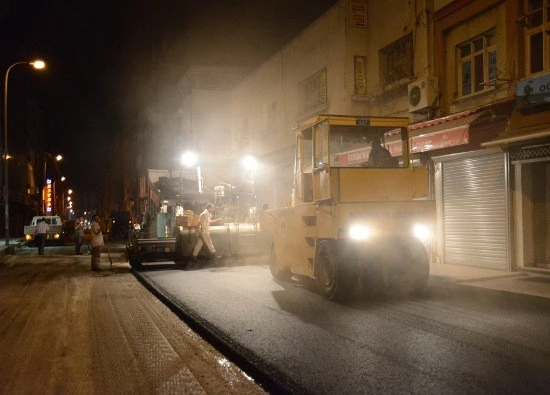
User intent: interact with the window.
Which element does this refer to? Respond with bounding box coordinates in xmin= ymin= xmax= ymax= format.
xmin=456 ymin=30 xmax=496 ymax=97
xmin=299 ymin=68 xmax=327 ymax=113
xmin=379 ymin=33 xmax=413 ymax=86
xmin=525 ymin=0 xmax=550 ymax=74
xmin=354 ymin=55 xmax=367 ymax=94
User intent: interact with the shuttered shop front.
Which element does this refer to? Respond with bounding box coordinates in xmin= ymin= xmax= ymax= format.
xmin=435 ymin=150 xmax=509 ymax=270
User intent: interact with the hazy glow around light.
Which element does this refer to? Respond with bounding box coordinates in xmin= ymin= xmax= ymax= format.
xmin=242 ymin=155 xmax=257 ymax=170
xmin=349 ymin=224 xmax=373 ymax=240
xmin=181 ymin=152 xmax=198 ymax=168
xmin=413 ymin=223 xmax=432 ymax=242
xmin=31 ymin=60 xmax=46 ymax=69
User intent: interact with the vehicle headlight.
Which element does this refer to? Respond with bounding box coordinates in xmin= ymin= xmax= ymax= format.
xmin=349 ymin=224 xmax=373 ymax=240
xmin=412 ymin=224 xmax=432 ymax=242
xmin=25 ymin=234 xmax=32 ymax=241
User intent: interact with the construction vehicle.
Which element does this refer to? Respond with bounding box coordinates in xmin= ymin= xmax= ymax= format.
xmin=261 ymin=115 xmax=435 ymax=301
xmin=24 ymin=215 xmax=65 ymax=246
xmin=126 ymin=211 xmax=263 ymax=269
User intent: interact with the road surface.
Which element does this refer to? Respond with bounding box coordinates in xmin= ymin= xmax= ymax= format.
xmin=137 ymin=260 xmax=550 ymax=394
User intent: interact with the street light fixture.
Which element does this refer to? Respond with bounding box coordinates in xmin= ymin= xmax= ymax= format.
xmin=242 ymin=155 xmax=257 ymax=181
xmin=2 ymin=59 xmax=46 ymax=248
xmin=181 ymin=151 xmax=202 ymax=194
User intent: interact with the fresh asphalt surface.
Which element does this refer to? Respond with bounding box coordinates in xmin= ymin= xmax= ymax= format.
xmin=136 ymin=262 xmax=550 ymax=394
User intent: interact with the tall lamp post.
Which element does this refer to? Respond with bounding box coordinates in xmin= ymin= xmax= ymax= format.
xmin=2 ymin=59 xmax=46 ymax=248
xmin=181 ymin=151 xmax=202 ymax=195
xmin=242 ymin=155 xmax=257 ymax=223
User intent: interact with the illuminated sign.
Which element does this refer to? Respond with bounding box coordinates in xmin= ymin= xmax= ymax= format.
xmin=45 ymin=178 xmax=53 ymax=213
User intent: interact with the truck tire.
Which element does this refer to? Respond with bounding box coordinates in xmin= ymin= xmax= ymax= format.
xmin=269 ymin=242 xmax=292 ymax=282
xmin=126 ymin=247 xmax=142 ymax=270
xmin=315 ymin=240 xmax=355 ymax=302
xmin=402 ymin=238 xmax=429 ymax=295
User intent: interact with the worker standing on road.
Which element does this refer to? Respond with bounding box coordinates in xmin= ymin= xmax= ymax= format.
xmin=191 ymin=203 xmax=224 ymax=262
xmin=91 ymin=214 xmax=104 ymax=271
xmin=74 ymin=216 xmax=85 ymax=255
xmin=34 ymin=218 xmax=49 ymax=255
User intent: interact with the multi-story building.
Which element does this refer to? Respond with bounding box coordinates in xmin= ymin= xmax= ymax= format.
xmin=222 ymin=0 xmax=546 ymax=273
xmin=138 ymin=0 xmax=549 ymax=273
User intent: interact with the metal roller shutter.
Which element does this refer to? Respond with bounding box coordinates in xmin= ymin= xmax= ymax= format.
xmin=441 ymin=152 xmax=508 ymax=269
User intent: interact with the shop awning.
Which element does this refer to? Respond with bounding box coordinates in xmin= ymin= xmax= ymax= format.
xmin=481 ymin=129 xmax=550 ymax=147
xmin=408 ymin=109 xmax=489 ymax=152
xmin=481 ymin=106 xmax=550 ymax=147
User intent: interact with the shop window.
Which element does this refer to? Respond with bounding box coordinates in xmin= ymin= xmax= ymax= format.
xmin=299 ymin=68 xmax=328 ymax=113
xmin=379 ymin=33 xmax=413 ymax=86
xmin=456 ymin=29 xmax=496 ymax=97
xmin=524 ymin=0 xmax=550 ymax=74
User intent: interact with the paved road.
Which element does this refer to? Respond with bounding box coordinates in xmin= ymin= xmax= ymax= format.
xmin=0 ymin=244 xmax=265 ymax=394
xmin=138 ymin=262 xmax=550 ymax=394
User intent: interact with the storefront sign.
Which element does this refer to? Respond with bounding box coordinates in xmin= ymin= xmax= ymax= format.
xmin=516 ymin=72 xmax=550 ymax=113
xmin=411 ymin=127 xmax=469 ymax=152
xmin=334 ymin=146 xmax=371 ymax=166
xmin=45 ymin=178 xmax=53 ymax=213
xmin=350 ymin=0 xmax=368 ymax=28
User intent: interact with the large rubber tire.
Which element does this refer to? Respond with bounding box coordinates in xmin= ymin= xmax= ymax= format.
xmin=269 ymin=242 xmax=292 ymax=282
xmin=127 ymin=248 xmax=143 ymax=270
xmin=315 ymin=240 xmax=355 ymax=302
xmin=402 ymin=238 xmax=430 ymax=295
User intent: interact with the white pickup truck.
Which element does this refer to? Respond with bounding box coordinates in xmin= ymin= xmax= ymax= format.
xmin=24 ymin=216 xmax=65 ymax=246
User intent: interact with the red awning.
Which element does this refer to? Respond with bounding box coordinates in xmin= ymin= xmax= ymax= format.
xmin=408 ymin=109 xmax=489 ymax=152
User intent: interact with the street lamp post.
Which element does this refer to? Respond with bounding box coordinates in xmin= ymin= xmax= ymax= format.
xmin=2 ymin=60 xmax=46 ymax=248
xmin=242 ymin=155 xmax=258 ymax=223
xmin=181 ymin=151 xmax=202 ymax=195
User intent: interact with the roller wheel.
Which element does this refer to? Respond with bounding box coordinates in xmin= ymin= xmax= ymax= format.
xmin=315 ymin=240 xmax=355 ymax=301
xmin=403 ymin=238 xmax=429 ymax=294
xmin=269 ymin=242 xmax=292 ymax=282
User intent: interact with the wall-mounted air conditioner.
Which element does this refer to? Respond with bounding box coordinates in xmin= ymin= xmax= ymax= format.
xmin=407 ymin=78 xmax=438 ymax=113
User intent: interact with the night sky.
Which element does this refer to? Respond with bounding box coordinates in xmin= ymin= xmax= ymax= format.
xmin=0 ymin=0 xmax=339 ymax=196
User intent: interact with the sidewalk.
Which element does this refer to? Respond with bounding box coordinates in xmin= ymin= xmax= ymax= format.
xmin=0 ymin=240 xmax=265 ymax=394
xmin=429 ymin=262 xmax=550 ymax=299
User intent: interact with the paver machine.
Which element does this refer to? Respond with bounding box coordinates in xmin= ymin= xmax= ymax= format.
xmin=262 ymin=115 xmax=435 ymax=301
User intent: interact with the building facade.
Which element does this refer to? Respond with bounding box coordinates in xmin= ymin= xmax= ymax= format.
xmin=134 ymin=0 xmax=549 ymax=273
xmin=226 ymin=0 xmax=549 ymax=272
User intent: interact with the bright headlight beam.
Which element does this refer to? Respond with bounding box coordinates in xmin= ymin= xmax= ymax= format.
xmin=413 ymin=224 xmax=432 ymax=242
xmin=349 ymin=225 xmax=372 ymax=240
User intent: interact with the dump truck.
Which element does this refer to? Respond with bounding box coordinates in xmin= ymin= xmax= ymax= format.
xmin=24 ymin=215 xmax=65 ymax=246
xmin=261 ymin=115 xmax=435 ymax=301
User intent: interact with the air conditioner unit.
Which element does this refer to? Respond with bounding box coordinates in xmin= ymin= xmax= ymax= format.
xmin=407 ymin=78 xmax=438 ymax=113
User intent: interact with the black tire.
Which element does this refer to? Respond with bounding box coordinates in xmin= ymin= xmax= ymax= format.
xmin=315 ymin=240 xmax=355 ymax=301
xmin=127 ymin=248 xmax=142 ymax=270
xmin=269 ymin=242 xmax=292 ymax=282
xmin=402 ymin=238 xmax=430 ymax=294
